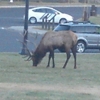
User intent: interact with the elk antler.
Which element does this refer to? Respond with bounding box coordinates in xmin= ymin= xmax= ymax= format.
xmin=17 ymin=31 xmax=38 ymax=61
xmin=16 ymin=39 xmax=33 ymax=61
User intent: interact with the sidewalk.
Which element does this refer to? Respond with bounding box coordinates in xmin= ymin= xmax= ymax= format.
xmin=9 ymin=26 xmax=47 ymax=34
xmin=0 ymin=1 xmax=100 ymax=8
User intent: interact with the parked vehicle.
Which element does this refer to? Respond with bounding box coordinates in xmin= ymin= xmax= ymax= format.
xmin=54 ymin=21 xmax=100 ymax=53
xmin=23 ymin=6 xmax=73 ymax=24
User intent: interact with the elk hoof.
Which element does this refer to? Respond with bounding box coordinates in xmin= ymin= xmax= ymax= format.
xmin=52 ymin=65 xmax=55 ymax=68
xmin=33 ymin=65 xmax=37 ymax=67
xmin=46 ymin=66 xmax=49 ymax=68
xmin=74 ymin=67 xmax=77 ymax=69
xmin=63 ymin=66 xmax=65 ymax=68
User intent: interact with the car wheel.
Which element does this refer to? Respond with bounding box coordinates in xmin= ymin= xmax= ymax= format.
xmin=29 ymin=17 xmax=37 ymax=24
xmin=59 ymin=18 xmax=67 ymax=24
xmin=76 ymin=41 xmax=86 ymax=53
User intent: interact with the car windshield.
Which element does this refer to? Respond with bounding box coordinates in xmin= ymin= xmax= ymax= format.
xmin=54 ymin=25 xmax=70 ymax=31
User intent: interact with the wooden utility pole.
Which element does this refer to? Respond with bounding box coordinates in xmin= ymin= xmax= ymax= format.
xmin=82 ymin=0 xmax=89 ymax=21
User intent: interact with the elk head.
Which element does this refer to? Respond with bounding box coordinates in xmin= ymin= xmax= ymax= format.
xmin=25 ymin=50 xmax=42 ymax=67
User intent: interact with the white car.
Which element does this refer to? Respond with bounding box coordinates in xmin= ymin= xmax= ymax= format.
xmin=23 ymin=7 xmax=73 ymax=24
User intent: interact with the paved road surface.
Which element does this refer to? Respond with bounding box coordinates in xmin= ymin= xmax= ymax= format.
xmin=0 ymin=29 xmax=21 ymax=52
xmin=0 ymin=26 xmax=45 ymax=52
xmin=0 ymin=27 xmax=100 ymax=53
xmin=0 ymin=7 xmax=100 ymax=53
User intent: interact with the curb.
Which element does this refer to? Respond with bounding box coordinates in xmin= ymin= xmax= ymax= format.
xmin=8 ymin=26 xmax=47 ymax=34
xmin=1 ymin=4 xmax=100 ymax=8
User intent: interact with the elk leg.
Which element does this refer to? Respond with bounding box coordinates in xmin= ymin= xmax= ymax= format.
xmin=46 ymin=52 xmax=51 ymax=67
xmin=71 ymin=45 xmax=77 ymax=69
xmin=46 ymin=51 xmax=55 ymax=68
xmin=51 ymin=51 xmax=55 ymax=68
xmin=63 ymin=51 xmax=71 ymax=68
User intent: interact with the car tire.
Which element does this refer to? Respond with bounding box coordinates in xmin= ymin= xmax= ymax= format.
xmin=29 ymin=17 xmax=37 ymax=24
xmin=76 ymin=41 xmax=86 ymax=53
xmin=59 ymin=18 xmax=67 ymax=24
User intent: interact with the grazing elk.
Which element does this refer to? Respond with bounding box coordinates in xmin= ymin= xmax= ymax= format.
xmin=25 ymin=30 xmax=77 ymax=69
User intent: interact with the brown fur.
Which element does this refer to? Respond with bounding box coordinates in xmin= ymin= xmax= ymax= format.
xmin=32 ymin=30 xmax=77 ymax=69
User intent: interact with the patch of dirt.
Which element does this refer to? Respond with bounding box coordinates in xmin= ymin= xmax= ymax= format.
xmin=0 ymin=83 xmax=100 ymax=97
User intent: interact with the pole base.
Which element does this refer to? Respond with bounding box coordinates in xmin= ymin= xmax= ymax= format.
xmin=19 ymin=48 xmax=27 ymax=55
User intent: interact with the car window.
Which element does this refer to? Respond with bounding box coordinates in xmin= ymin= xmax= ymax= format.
xmin=71 ymin=26 xmax=100 ymax=34
xmin=85 ymin=26 xmax=97 ymax=33
xmin=71 ymin=26 xmax=85 ymax=33
xmin=54 ymin=23 xmax=100 ymax=35
xmin=33 ymin=8 xmax=46 ymax=13
xmin=46 ymin=9 xmax=55 ymax=14
xmin=95 ymin=27 xmax=100 ymax=33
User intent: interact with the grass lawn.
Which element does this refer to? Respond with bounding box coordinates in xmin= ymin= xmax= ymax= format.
xmin=89 ymin=15 xmax=100 ymax=24
xmin=0 ymin=52 xmax=100 ymax=100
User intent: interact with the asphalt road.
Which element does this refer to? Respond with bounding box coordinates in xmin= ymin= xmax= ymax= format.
xmin=0 ymin=29 xmax=21 ymax=52
xmin=0 ymin=6 xmax=100 ymax=27
xmin=0 ymin=7 xmax=100 ymax=53
xmin=1 ymin=6 xmax=100 ymax=27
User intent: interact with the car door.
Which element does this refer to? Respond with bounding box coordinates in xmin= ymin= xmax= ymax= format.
xmin=46 ymin=8 xmax=61 ymax=23
xmin=46 ymin=8 xmax=56 ymax=21
xmin=95 ymin=26 xmax=100 ymax=47
xmin=33 ymin=8 xmax=46 ymax=22
xmin=71 ymin=26 xmax=100 ymax=48
xmin=84 ymin=26 xmax=100 ymax=47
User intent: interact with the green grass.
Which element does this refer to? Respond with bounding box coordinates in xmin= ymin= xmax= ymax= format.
xmin=89 ymin=15 xmax=100 ymax=24
xmin=0 ymin=52 xmax=100 ymax=100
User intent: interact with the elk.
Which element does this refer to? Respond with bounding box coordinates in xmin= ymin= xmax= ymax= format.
xmin=25 ymin=30 xmax=77 ymax=69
